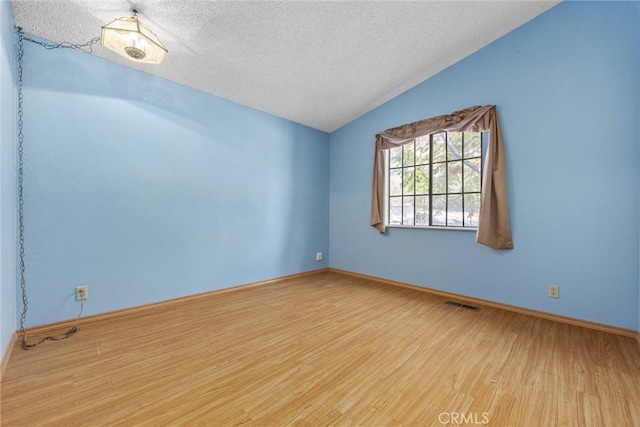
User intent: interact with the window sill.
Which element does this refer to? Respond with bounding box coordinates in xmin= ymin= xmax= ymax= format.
xmin=386 ymin=224 xmax=477 ymax=232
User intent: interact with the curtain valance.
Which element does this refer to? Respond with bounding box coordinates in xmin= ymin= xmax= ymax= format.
xmin=371 ymin=105 xmax=513 ymax=249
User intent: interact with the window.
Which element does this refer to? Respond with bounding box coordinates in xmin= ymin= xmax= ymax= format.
xmin=387 ymin=131 xmax=485 ymax=229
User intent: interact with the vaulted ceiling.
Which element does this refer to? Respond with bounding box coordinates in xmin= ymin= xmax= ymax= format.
xmin=12 ymin=1 xmax=559 ymax=132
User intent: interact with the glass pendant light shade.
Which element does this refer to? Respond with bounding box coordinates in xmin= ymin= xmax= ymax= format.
xmin=101 ymin=12 xmax=167 ymax=64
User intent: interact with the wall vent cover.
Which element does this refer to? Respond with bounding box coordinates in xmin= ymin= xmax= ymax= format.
xmin=444 ymin=300 xmax=480 ymax=311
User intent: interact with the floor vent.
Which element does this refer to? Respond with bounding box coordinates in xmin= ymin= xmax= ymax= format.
xmin=444 ymin=300 xmax=480 ymax=311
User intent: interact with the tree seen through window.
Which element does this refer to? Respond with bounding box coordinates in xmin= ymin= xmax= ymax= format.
xmin=387 ymin=131 xmax=484 ymax=228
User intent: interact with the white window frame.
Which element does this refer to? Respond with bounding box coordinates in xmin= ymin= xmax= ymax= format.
xmin=384 ymin=131 xmax=487 ymax=231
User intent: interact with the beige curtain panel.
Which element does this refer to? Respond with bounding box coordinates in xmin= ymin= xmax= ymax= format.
xmin=371 ymin=105 xmax=513 ymax=249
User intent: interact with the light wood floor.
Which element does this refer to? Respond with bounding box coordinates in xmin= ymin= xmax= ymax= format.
xmin=2 ymin=271 xmax=639 ymax=426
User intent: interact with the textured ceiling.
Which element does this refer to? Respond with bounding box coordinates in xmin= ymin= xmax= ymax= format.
xmin=12 ymin=1 xmax=559 ymax=132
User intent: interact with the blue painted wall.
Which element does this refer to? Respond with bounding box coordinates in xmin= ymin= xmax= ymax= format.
xmin=330 ymin=1 xmax=640 ymax=330
xmin=19 ymin=37 xmax=329 ymax=327
xmin=0 ymin=0 xmax=16 ymax=358
xmin=637 ymin=2 xmax=640 ymax=336
xmin=5 ymin=0 xmax=640 ymax=344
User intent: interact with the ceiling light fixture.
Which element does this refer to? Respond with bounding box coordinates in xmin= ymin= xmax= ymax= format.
xmin=101 ymin=9 xmax=167 ymax=64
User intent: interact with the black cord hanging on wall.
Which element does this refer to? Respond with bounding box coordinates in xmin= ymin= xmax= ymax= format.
xmin=15 ymin=27 xmax=99 ymax=349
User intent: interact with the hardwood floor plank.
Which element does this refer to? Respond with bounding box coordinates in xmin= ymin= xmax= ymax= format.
xmin=329 ymin=268 xmax=638 ymax=339
xmin=2 ymin=271 xmax=639 ymax=426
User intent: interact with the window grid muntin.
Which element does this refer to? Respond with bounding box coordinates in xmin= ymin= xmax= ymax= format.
xmin=387 ymin=131 xmax=483 ymax=228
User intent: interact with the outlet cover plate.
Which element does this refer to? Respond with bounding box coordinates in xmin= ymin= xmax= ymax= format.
xmin=76 ymin=285 xmax=88 ymax=301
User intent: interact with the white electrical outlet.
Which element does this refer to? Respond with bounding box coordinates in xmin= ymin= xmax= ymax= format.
xmin=316 ymin=252 xmax=323 ymax=261
xmin=548 ymin=284 xmax=559 ymax=299
xmin=76 ymin=285 xmax=88 ymax=301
